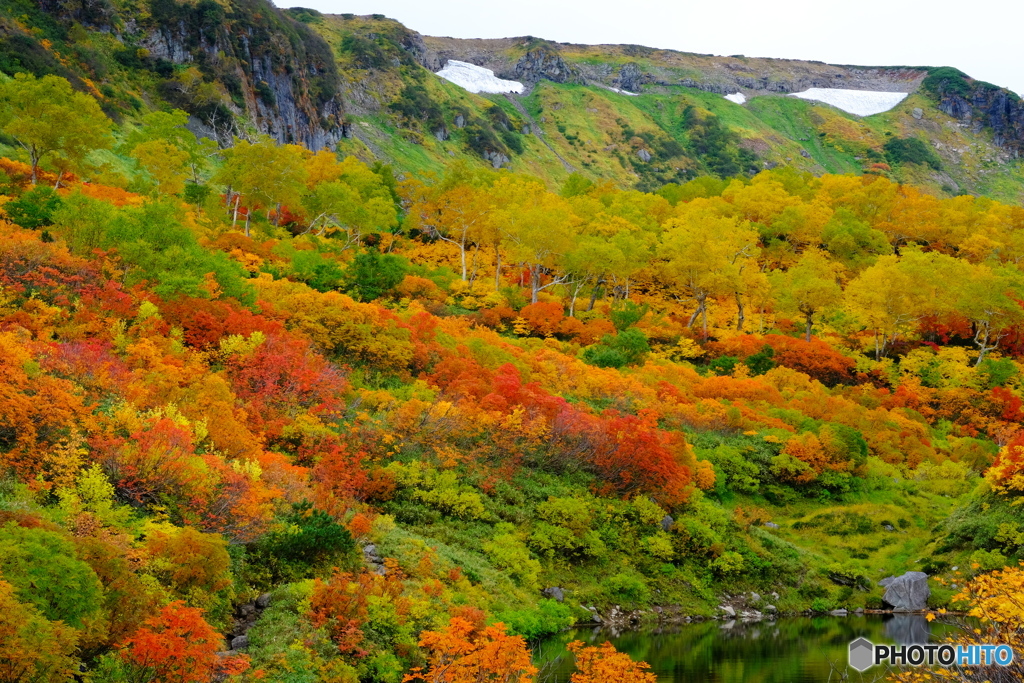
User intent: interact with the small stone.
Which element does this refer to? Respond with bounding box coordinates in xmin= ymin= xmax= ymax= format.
xmin=855 ymin=607 xmax=864 ymax=613
xmin=231 ymin=635 xmax=249 ymax=650
xmin=764 ymin=522 xmax=780 ymax=529
xmin=951 ymin=566 xmax=959 ymax=571
xmin=764 ymin=605 xmax=777 ymax=613
xmin=719 ymin=605 xmax=736 ymax=617
xmin=661 ymin=515 xmax=674 ymax=531
xmin=749 ymin=592 xmax=761 ymax=603
xmin=636 ymin=149 xmax=652 ymax=163
xmin=256 ymin=593 xmax=271 ymax=609
xmin=541 ymin=587 xmax=565 ymax=602
xmin=830 ymin=609 xmax=849 ymax=616
xmin=883 ymin=524 xmax=895 ymax=531
xmin=800 ymin=149 xmax=811 ymax=158
xmin=912 ymin=108 xmax=923 ymax=120
xmin=771 ymin=592 xmax=779 ymax=600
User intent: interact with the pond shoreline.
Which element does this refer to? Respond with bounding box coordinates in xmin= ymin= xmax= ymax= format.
xmin=578 ymin=603 xmax=956 ymax=629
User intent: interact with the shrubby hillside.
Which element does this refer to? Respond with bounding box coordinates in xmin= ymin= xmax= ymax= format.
xmin=0 ymin=3 xmax=1024 ymax=682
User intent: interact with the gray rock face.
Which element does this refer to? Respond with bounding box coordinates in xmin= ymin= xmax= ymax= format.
xmin=880 ymin=571 xmax=930 ymax=611
xmin=800 ymin=149 xmax=811 ymax=158
xmin=512 ymin=48 xmax=582 ymax=86
xmin=763 ymin=521 xmax=780 ymax=529
xmin=661 ymin=515 xmax=674 ymax=531
xmin=255 ymin=593 xmax=272 ymax=609
xmin=454 ymin=114 xmax=466 ymax=129
xmin=483 ymin=150 xmax=511 ymax=168
xmin=231 ymin=634 xmax=249 ymax=650
xmin=912 ymin=107 xmax=924 ymax=119
xmin=719 ymin=604 xmax=736 ymax=617
xmin=636 ymin=149 xmax=652 ymax=162
xmin=614 ymin=62 xmax=652 ymax=92
xmin=542 ymin=586 xmax=565 ymax=602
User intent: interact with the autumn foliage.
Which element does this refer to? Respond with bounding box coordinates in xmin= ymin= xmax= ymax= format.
xmin=403 ymin=617 xmax=537 ymax=683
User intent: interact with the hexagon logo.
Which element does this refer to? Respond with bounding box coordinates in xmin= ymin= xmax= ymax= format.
xmin=849 ymin=637 xmax=875 ymax=672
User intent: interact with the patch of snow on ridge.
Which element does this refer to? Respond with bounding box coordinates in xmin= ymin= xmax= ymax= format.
xmin=724 ymin=92 xmax=746 ymax=105
xmin=603 ymin=85 xmax=639 ymax=96
xmin=435 ymin=60 xmax=524 ymax=94
xmin=788 ymin=88 xmax=908 ymax=117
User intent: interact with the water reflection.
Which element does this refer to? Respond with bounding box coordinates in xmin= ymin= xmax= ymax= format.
xmin=534 ymin=615 xmax=961 ymax=683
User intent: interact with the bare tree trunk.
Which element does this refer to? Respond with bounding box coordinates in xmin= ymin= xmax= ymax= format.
xmin=735 ymin=291 xmax=745 ymax=332
xmin=805 ymin=314 xmax=814 ymax=343
xmin=468 ymin=244 xmax=480 ymax=284
xmin=587 ymin=281 xmax=603 ymax=311
xmin=493 ymin=246 xmax=502 ymax=290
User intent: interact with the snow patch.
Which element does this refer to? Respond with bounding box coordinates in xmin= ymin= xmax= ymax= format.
xmin=788 ymin=88 xmax=908 ymax=117
xmin=435 ymin=60 xmax=524 ymax=94
xmin=724 ymin=92 xmax=747 ymax=105
xmin=602 ymin=85 xmax=640 ymax=97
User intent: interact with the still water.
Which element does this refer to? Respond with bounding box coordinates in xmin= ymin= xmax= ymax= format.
xmin=534 ymin=615 xmax=964 ymax=682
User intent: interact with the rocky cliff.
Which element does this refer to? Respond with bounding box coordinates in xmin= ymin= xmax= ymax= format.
xmin=926 ymin=69 xmax=1024 ymax=156
xmin=6 ymin=0 xmax=346 ymax=150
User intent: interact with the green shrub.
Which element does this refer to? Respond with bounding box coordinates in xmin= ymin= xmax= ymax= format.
xmin=0 ymin=523 xmax=104 ymax=628
xmin=707 ymin=355 xmax=738 ymax=376
xmin=977 ymin=357 xmax=1018 ymax=388
xmin=482 ymin=525 xmax=541 ymax=589
xmin=884 ymin=137 xmax=942 ymax=170
xmin=344 ymin=249 xmax=408 ymax=301
xmin=496 ymin=600 xmax=576 ymax=639
xmin=260 ymin=503 xmax=357 ymax=578
xmin=605 ymin=571 xmax=651 ymax=604
xmin=710 ymin=551 xmax=745 ymax=576
xmin=581 ymin=328 xmax=649 ymax=368
xmin=922 ymin=67 xmax=973 ymax=98
xmin=3 ymin=185 xmax=61 ymax=229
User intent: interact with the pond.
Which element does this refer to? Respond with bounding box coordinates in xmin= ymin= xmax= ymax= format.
xmin=534 ymin=614 xmax=964 ymax=682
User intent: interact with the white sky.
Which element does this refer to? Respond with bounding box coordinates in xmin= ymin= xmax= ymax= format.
xmin=279 ymin=0 xmax=1024 ymax=96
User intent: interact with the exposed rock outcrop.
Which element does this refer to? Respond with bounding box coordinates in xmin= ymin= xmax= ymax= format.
xmin=879 ymin=572 xmax=930 ymax=612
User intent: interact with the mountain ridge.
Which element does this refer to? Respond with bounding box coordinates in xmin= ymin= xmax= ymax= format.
xmin=1 ymin=1 xmax=1022 ymax=200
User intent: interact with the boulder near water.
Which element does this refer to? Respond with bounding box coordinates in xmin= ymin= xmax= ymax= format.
xmin=879 ymin=571 xmax=930 ymax=611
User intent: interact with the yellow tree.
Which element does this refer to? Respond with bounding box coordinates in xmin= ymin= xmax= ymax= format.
xmin=0 ymin=73 xmax=113 ymax=185
xmin=492 ymin=178 xmax=578 ymax=303
xmin=131 ymin=140 xmax=191 ymax=195
xmin=407 ymin=164 xmax=498 ymax=281
xmin=845 ymin=249 xmax=960 ymax=359
xmin=659 ymin=200 xmax=759 ymax=338
xmin=953 ymin=263 xmax=1024 ymax=365
xmin=213 ymin=136 xmax=308 ymax=233
xmin=124 ymin=109 xmax=218 ymax=184
xmin=771 ymin=249 xmax=844 ymax=341
xmin=301 ymin=155 xmax=398 ymax=248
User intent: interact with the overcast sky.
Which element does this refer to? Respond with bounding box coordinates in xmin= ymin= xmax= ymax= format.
xmin=279 ymin=0 xmax=1024 ymax=96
